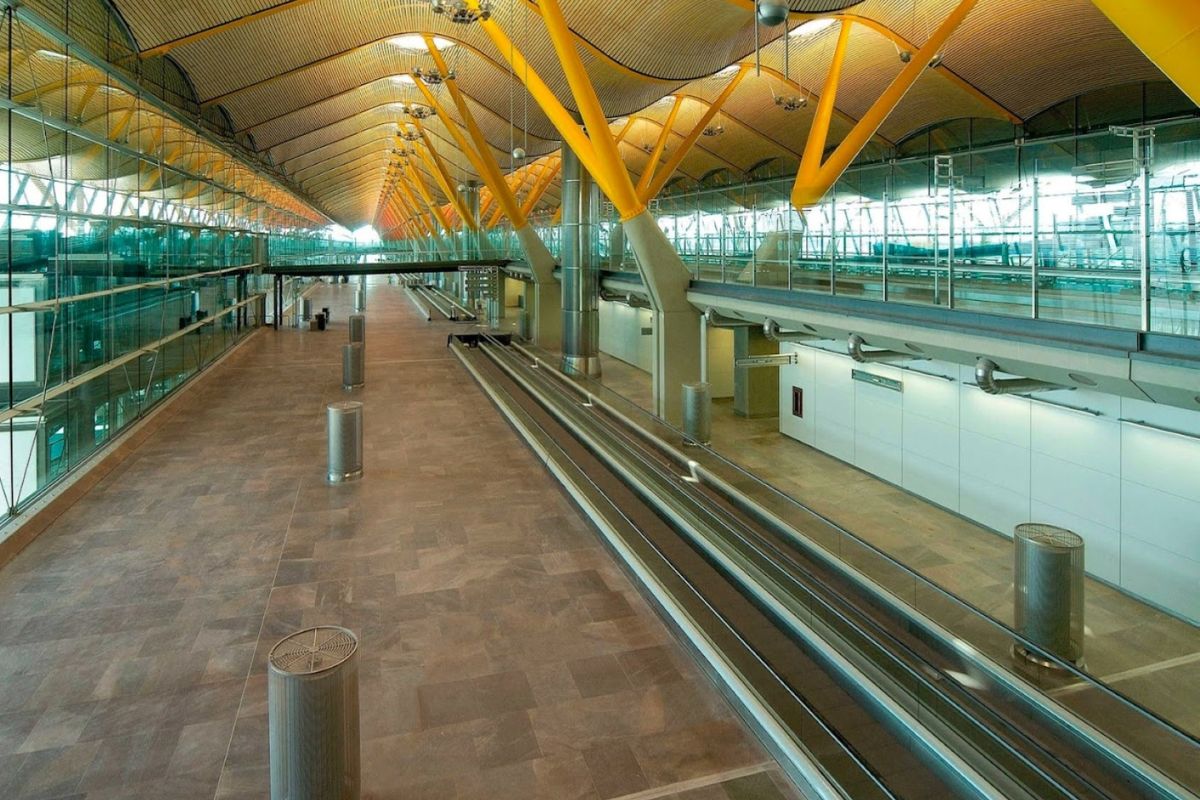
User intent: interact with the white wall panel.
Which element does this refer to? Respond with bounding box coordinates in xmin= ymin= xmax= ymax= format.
xmin=961 ymin=429 xmax=1030 ymax=496
xmin=903 ymin=451 xmax=959 ymax=511
xmin=1121 ymin=481 xmax=1200 ymax=562
xmin=1030 ymin=453 xmax=1120 ymax=529
xmin=1030 ymin=405 xmax=1120 ymax=475
xmin=1121 ymin=538 xmax=1200 ymax=622
xmin=1121 ymin=424 xmax=1200 ymax=504
xmin=775 ymin=344 xmax=1200 ymax=622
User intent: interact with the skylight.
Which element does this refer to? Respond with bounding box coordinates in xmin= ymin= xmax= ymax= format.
xmin=789 ymin=18 xmax=836 ymax=38
xmin=389 ymin=35 xmax=455 ymax=52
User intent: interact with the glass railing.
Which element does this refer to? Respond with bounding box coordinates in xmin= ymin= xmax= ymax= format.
xmin=512 ymin=120 xmax=1200 ymax=336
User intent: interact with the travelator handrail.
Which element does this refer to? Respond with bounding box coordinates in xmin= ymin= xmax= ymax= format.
xmin=502 ymin=338 xmax=1199 ymax=799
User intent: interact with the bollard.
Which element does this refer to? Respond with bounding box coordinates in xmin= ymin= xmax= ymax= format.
xmin=268 ymin=626 xmax=360 ymax=800
xmin=342 ymin=343 xmax=364 ymax=390
xmin=1013 ymin=523 xmax=1085 ymax=667
xmin=327 ymin=401 xmax=363 ymax=483
xmin=681 ymin=382 xmax=712 ymax=445
xmin=348 ymin=314 xmax=365 ymax=344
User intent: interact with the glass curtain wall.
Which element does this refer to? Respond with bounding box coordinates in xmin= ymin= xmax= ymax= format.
xmin=0 ymin=2 xmax=329 ymax=529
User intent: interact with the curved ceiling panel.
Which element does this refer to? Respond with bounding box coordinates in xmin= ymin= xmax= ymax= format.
xmin=100 ymin=0 xmax=1181 ymax=229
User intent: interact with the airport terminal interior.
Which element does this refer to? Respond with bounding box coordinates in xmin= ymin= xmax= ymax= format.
xmin=0 ymin=0 xmax=1199 ymax=798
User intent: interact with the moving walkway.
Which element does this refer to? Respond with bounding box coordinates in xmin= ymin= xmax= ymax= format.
xmin=451 ymin=332 xmax=1200 ymax=800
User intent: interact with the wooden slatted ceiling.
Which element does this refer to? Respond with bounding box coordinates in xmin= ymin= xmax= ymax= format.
xmin=92 ymin=0 xmax=1177 ymax=228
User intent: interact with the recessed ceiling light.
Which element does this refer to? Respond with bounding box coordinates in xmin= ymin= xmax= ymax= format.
xmin=389 ymin=34 xmax=454 ymax=52
xmin=789 ymin=18 xmax=836 ymax=38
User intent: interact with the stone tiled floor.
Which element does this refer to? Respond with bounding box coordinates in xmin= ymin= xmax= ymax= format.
xmin=594 ymin=355 xmax=1200 ymax=739
xmin=0 ymin=283 xmax=801 ymax=800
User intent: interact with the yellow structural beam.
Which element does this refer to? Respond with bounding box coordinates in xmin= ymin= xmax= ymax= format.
xmin=536 ymin=0 xmax=644 ymax=218
xmin=640 ymin=65 xmax=747 ymax=203
xmin=140 ymin=0 xmax=319 ymax=59
xmin=425 ymin=35 xmax=530 ymax=229
xmin=467 ymin=2 xmax=633 ymax=217
xmin=411 ymin=120 xmax=476 ymax=229
xmin=798 ymin=20 xmax=852 ymax=187
xmin=635 ymin=95 xmax=684 ymax=198
xmin=792 ymin=0 xmax=978 ymax=209
xmin=1091 ymin=0 xmax=1200 ymax=108
xmin=838 ymin=14 xmax=1020 ymax=124
xmin=522 ymin=158 xmax=561 ymax=217
xmin=402 ymin=158 xmax=452 ymax=232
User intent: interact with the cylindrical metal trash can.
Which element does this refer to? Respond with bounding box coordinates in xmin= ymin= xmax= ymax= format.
xmin=1013 ymin=523 xmax=1085 ymax=666
xmin=348 ymin=314 xmax=365 ymax=344
xmin=268 ymin=626 xmax=360 ymax=800
xmin=327 ymin=401 xmax=363 ymax=483
xmin=298 ymin=297 xmax=312 ymax=325
xmin=342 ymin=343 xmax=364 ymax=390
xmin=353 ymin=287 xmax=365 ymax=313
xmin=315 ymin=312 xmax=327 ymax=331
xmin=682 ymin=382 xmax=712 ymax=445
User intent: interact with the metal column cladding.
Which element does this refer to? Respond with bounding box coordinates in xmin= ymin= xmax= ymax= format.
xmin=463 ymin=181 xmax=481 ymax=260
xmin=560 ymin=144 xmax=602 ymax=377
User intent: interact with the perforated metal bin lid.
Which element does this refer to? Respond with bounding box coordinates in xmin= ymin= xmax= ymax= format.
xmin=1014 ymin=523 xmax=1084 ymax=551
xmin=268 ymin=626 xmax=358 ymax=675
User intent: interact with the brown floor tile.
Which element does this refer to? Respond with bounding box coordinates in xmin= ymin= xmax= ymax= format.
xmin=0 ymin=283 xmax=794 ymax=800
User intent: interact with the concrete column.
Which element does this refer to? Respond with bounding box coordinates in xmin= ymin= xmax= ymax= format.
xmin=514 ymin=226 xmax=561 ymax=351
xmin=623 ymin=211 xmax=702 ymax=424
xmin=609 ymin=223 xmax=626 ymax=269
xmin=560 ymin=145 xmax=601 ymax=377
xmin=734 ymin=326 xmax=779 ymax=418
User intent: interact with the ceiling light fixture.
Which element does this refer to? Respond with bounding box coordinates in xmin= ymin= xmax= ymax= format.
xmin=36 ymin=49 xmax=69 ymax=60
xmin=431 ymin=0 xmax=492 ymax=24
xmin=775 ymin=94 xmax=807 ymax=112
xmin=701 ymin=124 xmax=725 ymax=137
xmin=412 ymin=67 xmax=453 ymax=84
xmin=789 ymin=18 xmax=836 ymax=38
xmin=391 ymin=74 xmax=416 ymax=85
xmin=756 ymin=2 xmax=789 ymax=27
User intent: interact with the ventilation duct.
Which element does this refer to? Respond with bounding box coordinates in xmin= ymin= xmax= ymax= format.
xmin=974 ymin=358 xmax=1062 ymax=395
xmin=703 ymin=307 xmax=755 ymax=328
xmin=847 ymin=334 xmax=911 ymax=363
xmin=600 ymin=289 xmax=651 ymax=309
xmin=763 ymin=319 xmax=817 ymax=343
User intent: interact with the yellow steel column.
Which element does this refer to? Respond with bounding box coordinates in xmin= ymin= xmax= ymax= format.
xmin=536 ymin=0 xmax=643 ymax=218
xmin=792 ymin=0 xmax=978 ymax=208
xmin=423 ymin=36 xmax=528 ymax=228
xmin=798 ymin=21 xmax=852 ymax=186
xmin=635 ymin=95 xmax=684 ymax=197
xmin=1091 ymin=0 xmax=1200 ymax=107
xmin=521 ymin=158 xmax=561 ymax=217
xmin=411 ymin=120 xmax=476 ymax=229
xmin=641 ymin=66 xmax=747 ymax=203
